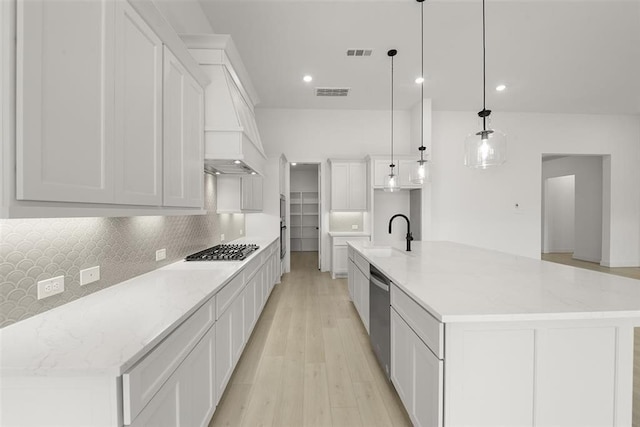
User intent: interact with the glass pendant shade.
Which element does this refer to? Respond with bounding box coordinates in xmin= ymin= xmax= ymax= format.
xmin=410 ymin=160 xmax=430 ymax=184
xmin=384 ymin=170 xmax=399 ymax=192
xmin=464 ymin=128 xmax=507 ymax=169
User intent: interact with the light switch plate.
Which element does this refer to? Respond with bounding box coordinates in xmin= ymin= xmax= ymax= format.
xmin=37 ymin=276 xmax=65 ymax=300
xmin=221 ymin=234 xmax=225 ymax=241
xmin=156 ymin=248 xmax=166 ymax=261
xmin=80 ymin=266 xmax=100 ymax=286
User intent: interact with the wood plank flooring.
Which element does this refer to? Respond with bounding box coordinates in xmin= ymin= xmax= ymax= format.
xmin=542 ymin=252 xmax=640 ymax=427
xmin=209 ymin=252 xmax=411 ymax=427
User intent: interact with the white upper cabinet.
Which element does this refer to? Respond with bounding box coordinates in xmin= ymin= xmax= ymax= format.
xmin=163 ymin=47 xmax=204 ymax=208
xmin=370 ymin=155 xmax=423 ymax=190
xmin=329 ymin=159 xmax=367 ymax=211
xmin=6 ymin=0 xmax=209 ymax=218
xmin=114 ymin=1 xmax=163 ymax=206
xmin=16 ymin=0 xmax=116 ymax=204
xmin=216 ymin=175 xmax=263 ymax=213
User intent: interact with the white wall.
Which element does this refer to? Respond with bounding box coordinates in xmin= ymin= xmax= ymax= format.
xmin=256 ymin=108 xmax=412 ymax=271
xmin=543 ymin=175 xmax=575 ymax=253
xmin=152 ymin=0 xmax=215 ymax=34
xmin=290 ymin=167 xmax=318 ymax=193
xmin=373 ymin=190 xmax=411 ymax=246
xmin=542 ymin=156 xmax=603 ymax=263
xmin=430 ymin=111 xmax=640 ymax=266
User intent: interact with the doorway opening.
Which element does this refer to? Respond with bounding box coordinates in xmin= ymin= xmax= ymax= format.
xmin=289 ymin=163 xmax=321 ymax=271
xmin=541 ymin=154 xmax=604 ymax=265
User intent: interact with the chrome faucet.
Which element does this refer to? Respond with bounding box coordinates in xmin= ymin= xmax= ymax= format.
xmin=388 ymin=214 xmax=413 ymax=252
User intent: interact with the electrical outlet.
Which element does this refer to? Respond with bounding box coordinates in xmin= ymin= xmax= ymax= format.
xmin=221 ymin=234 xmax=225 ymax=241
xmin=37 ymin=276 xmax=65 ymax=300
xmin=156 ymin=248 xmax=166 ymax=261
xmin=240 ymin=229 xmax=243 ymax=235
xmin=80 ymin=266 xmax=100 ymax=286
xmin=352 ymin=224 xmax=359 ymax=230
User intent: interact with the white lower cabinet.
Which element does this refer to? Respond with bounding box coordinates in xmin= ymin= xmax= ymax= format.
xmin=390 ymin=308 xmax=443 ymax=427
xmin=214 ymin=297 xmax=235 ymax=403
xmin=131 ymin=324 xmax=215 ymax=427
xmin=346 ymin=252 xmax=369 ymax=333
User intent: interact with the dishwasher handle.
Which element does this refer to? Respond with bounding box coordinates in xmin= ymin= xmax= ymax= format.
xmin=370 ymin=275 xmax=390 ymax=292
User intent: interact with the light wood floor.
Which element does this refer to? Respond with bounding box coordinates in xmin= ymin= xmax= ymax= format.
xmin=209 ymin=251 xmax=411 ymax=427
xmin=542 ymin=252 xmax=640 ymax=427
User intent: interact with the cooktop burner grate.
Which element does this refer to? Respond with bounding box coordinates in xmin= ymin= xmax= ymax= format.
xmin=185 ymin=244 xmax=259 ymax=261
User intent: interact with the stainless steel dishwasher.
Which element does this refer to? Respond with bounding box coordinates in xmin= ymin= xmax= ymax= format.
xmin=369 ymin=265 xmax=391 ymax=379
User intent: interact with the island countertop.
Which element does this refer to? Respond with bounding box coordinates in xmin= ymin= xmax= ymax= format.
xmin=348 ymin=240 xmax=640 ymax=323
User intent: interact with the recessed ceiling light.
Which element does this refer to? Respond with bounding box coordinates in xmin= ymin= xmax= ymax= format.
xmin=233 ymin=160 xmax=241 ymax=164
xmin=251 ymin=171 xmax=256 ymax=175
xmin=415 ymin=76 xmax=425 ymax=84
xmin=291 ymin=162 xmax=297 ymax=166
xmin=496 ymin=84 xmax=507 ymax=92
xmin=215 ymin=171 xmax=221 ymax=175
xmin=303 ymin=75 xmax=313 ymax=83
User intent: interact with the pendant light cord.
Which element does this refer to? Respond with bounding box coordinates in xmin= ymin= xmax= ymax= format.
xmin=419 ymin=0 xmax=425 ymax=162
xmin=482 ymin=0 xmax=487 ymax=132
xmin=390 ymin=53 xmax=395 ymax=172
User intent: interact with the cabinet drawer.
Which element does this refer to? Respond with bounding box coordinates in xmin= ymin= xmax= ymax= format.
xmin=391 ymin=284 xmax=443 ymax=359
xmin=354 ymin=252 xmax=369 ymax=279
xmin=216 ymin=273 xmax=244 ymax=319
xmin=123 ymin=297 xmax=216 ymax=425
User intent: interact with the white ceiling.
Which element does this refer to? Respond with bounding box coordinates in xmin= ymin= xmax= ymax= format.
xmin=198 ymin=0 xmax=640 ymax=114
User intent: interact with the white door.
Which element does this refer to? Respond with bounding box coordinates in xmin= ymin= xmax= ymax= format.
xmin=243 ymin=277 xmax=256 ymax=337
xmin=114 ymin=1 xmax=162 ymax=206
xmin=390 ymin=309 xmax=413 ymax=411
xmin=231 ymin=295 xmax=245 ymax=364
xmin=182 ymin=73 xmax=204 ymax=208
xmin=16 ymin=0 xmax=115 ymax=203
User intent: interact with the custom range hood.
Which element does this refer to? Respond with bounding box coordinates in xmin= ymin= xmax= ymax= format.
xmin=181 ymin=34 xmax=266 ymax=176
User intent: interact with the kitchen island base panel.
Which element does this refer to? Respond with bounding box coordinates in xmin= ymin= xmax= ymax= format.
xmin=444 ymin=320 xmax=635 ymax=427
xmin=0 ymin=375 xmax=122 ymax=427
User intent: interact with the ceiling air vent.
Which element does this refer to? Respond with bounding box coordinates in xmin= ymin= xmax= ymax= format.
xmin=315 ymin=87 xmax=350 ymax=97
xmin=347 ymin=49 xmax=373 ymax=57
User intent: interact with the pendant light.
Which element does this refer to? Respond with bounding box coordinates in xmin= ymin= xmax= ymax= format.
xmin=384 ymin=49 xmax=400 ymax=192
xmin=411 ymin=0 xmax=429 ymax=184
xmin=464 ymin=0 xmax=506 ymax=169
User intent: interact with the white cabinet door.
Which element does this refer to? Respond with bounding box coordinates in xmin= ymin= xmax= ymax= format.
xmin=231 ymin=295 xmax=245 ymax=365
xmin=183 ymin=73 xmax=204 ymax=208
xmin=373 ymin=159 xmax=391 ymax=188
xmin=358 ymin=267 xmax=369 ymax=332
xmin=243 ymin=276 xmax=256 ymax=338
xmin=185 ymin=326 xmax=216 ymax=427
xmin=241 ymin=176 xmax=263 ymax=211
xmin=16 ymin=0 xmax=115 ymax=203
xmin=214 ymin=306 xmax=233 ymax=404
xmin=413 ymin=337 xmax=443 ymax=427
xmin=163 ymin=47 xmax=204 ymax=208
xmin=114 ymin=1 xmax=162 ymax=206
xmin=391 ymin=308 xmax=413 ymax=411
xmin=349 ymin=162 xmax=367 ymax=210
xmin=330 ymin=162 xmax=349 ymax=210
xmin=347 ymin=259 xmax=355 ymax=301
xmin=391 ymin=308 xmax=443 ymax=427
xmin=332 ymin=245 xmax=348 ymax=278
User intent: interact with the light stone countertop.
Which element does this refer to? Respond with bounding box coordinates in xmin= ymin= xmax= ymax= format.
xmin=0 ymin=236 xmax=278 ymax=377
xmin=349 ymin=240 xmax=640 ymax=323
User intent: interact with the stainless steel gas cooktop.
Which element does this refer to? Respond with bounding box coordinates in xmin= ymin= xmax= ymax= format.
xmin=185 ymin=244 xmax=259 ymax=261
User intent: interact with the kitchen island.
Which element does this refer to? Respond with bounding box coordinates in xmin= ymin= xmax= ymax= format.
xmin=0 ymin=236 xmax=280 ymax=427
xmin=348 ymin=240 xmax=640 ymax=427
